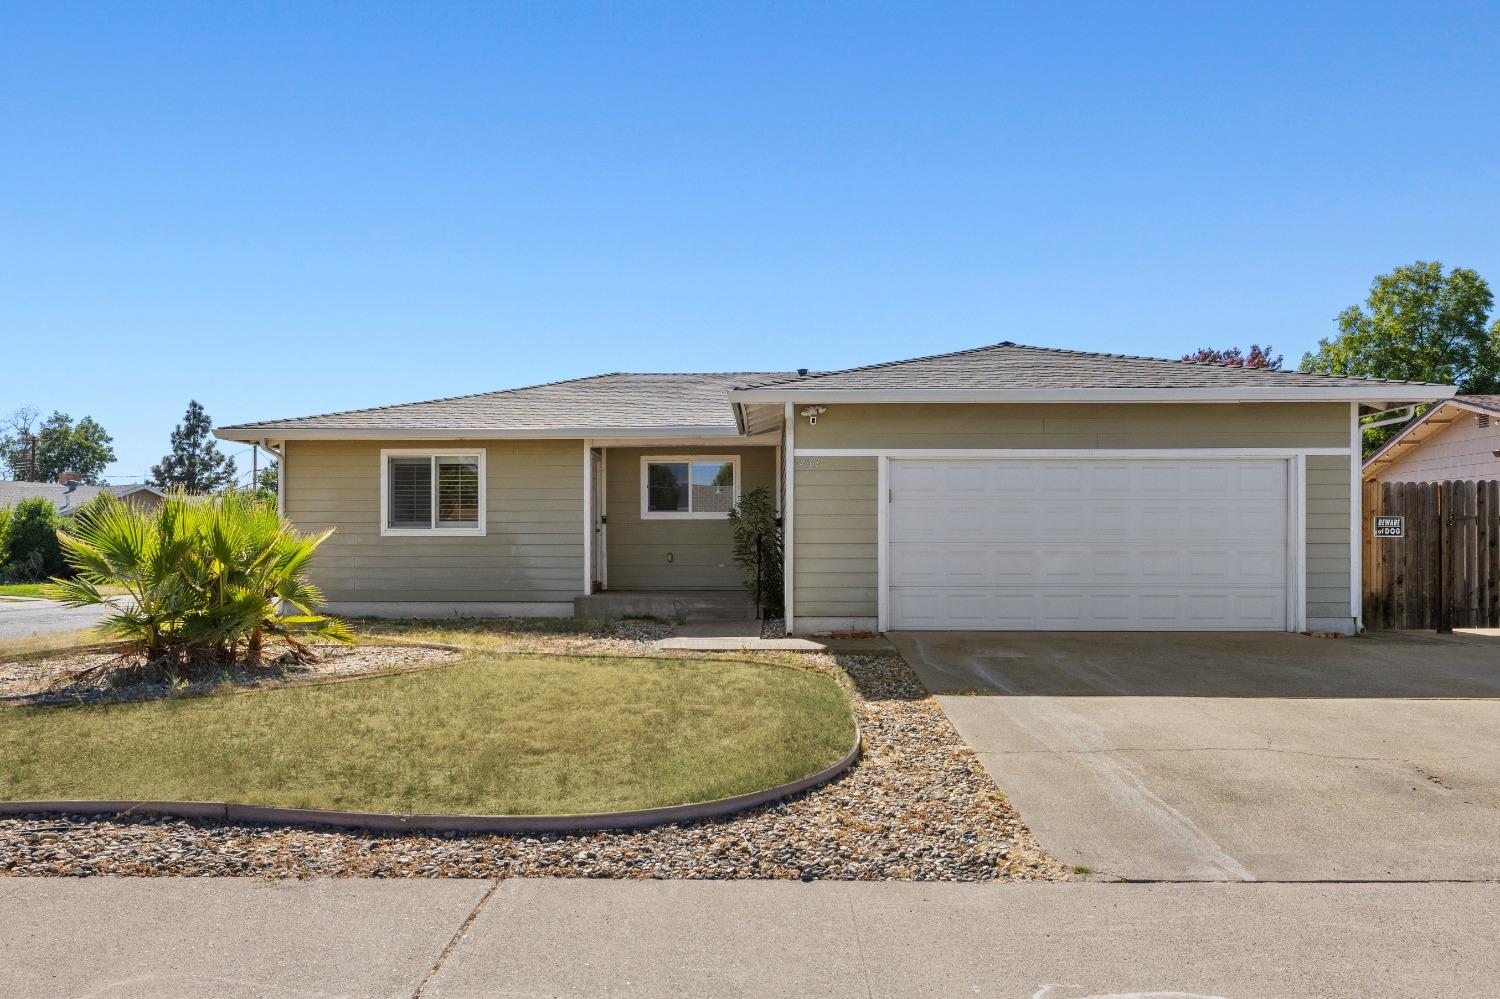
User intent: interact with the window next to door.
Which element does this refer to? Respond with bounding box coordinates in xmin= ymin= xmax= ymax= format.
xmin=380 ymin=449 xmax=486 ymax=536
xmin=640 ymin=455 xmax=739 ymax=519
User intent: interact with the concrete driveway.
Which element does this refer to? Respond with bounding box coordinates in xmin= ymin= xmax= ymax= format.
xmin=0 ymin=597 xmax=111 ymax=641
xmin=892 ymin=630 xmax=1500 ymax=882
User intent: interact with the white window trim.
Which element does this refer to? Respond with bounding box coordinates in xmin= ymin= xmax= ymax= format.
xmin=379 ymin=448 xmax=487 ymax=537
xmin=639 ymin=454 xmax=741 ymax=520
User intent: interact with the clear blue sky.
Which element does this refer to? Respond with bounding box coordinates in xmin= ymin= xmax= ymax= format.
xmin=4 ymin=2 xmax=1498 ymax=483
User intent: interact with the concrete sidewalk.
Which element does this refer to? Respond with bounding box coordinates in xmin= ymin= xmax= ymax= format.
xmin=3 ymin=878 xmax=1496 ymax=998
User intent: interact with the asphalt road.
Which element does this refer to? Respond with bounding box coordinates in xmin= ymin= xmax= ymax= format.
xmin=2 ymin=878 xmax=1495 ymax=998
xmin=0 ymin=598 xmax=111 ymax=641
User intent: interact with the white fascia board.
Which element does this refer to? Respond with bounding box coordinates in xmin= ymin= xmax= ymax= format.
xmin=728 ymin=386 xmax=1456 ymax=405
xmin=214 ymin=425 xmax=743 ymax=443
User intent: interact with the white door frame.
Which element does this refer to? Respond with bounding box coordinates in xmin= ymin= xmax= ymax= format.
xmin=867 ymin=450 xmax=1315 ymax=634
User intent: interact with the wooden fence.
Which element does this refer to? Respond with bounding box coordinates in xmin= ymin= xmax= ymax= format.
xmin=1362 ymin=479 xmax=1500 ymax=630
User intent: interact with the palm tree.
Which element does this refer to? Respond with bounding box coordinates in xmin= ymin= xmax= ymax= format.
xmin=48 ymin=491 xmax=351 ymax=675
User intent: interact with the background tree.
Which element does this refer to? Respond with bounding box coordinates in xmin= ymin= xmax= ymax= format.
xmin=1301 ymin=261 xmax=1500 ymax=454
xmin=0 ymin=408 xmax=117 ymax=484
xmin=1181 ymin=345 xmax=1283 ymax=369
xmin=149 ymin=400 xmax=238 ymax=493
xmin=0 ymin=407 xmax=42 ymax=481
xmin=1301 ymin=261 xmax=1500 ymax=391
xmin=254 ymin=463 xmax=279 ymax=504
xmin=34 ymin=412 xmax=116 ymax=484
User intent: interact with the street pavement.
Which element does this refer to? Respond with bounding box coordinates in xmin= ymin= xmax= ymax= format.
xmin=0 ymin=597 xmax=110 ymax=641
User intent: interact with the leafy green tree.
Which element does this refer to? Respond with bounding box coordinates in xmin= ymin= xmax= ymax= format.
xmin=0 ymin=497 xmax=66 ymax=581
xmin=254 ymin=463 xmax=279 ymax=504
xmin=149 ymin=400 xmax=238 ymax=493
xmin=727 ymin=486 xmax=784 ymax=618
xmin=35 ymin=412 xmax=117 ymax=485
xmin=0 ymin=408 xmax=117 ymax=484
xmin=1301 ymin=262 xmax=1500 ymax=392
xmin=1302 ymin=261 xmax=1500 ymax=455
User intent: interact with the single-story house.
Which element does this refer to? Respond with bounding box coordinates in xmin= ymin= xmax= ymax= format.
xmin=1362 ymin=395 xmax=1500 ymax=486
xmin=217 ymin=342 xmax=1452 ymax=635
xmin=0 ymin=477 xmax=164 ymax=515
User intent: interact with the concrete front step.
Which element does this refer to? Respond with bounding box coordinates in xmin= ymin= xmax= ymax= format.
xmin=573 ymin=591 xmax=758 ymax=622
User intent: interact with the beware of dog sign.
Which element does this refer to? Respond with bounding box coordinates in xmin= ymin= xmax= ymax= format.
xmin=1374 ymin=516 xmax=1405 ymax=538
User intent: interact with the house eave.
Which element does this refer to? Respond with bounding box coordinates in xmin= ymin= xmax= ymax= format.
xmin=213 ymin=425 xmax=747 ymax=444
xmin=727 ymin=386 xmax=1457 ymax=405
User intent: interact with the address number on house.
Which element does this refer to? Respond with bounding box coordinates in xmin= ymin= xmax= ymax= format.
xmin=1373 ymin=516 xmax=1405 ymax=538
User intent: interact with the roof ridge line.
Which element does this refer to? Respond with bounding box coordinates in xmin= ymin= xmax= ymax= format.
xmin=737 ymin=341 xmax=1019 ymax=388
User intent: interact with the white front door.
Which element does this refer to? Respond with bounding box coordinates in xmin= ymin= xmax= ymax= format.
xmin=888 ymin=458 xmax=1290 ymax=630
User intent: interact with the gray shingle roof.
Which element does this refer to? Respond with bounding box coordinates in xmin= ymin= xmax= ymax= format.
xmin=738 ymin=342 xmax=1446 ymax=391
xmin=221 ymin=373 xmax=795 ymax=435
xmin=0 ymin=482 xmax=158 ymax=514
xmin=1455 ymin=394 xmax=1500 ymax=414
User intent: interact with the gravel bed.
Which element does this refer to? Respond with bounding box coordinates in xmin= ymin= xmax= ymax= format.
xmin=0 ymin=654 xmax=1068 ymax=882
xmin=0 ymin=644 xmax=463 ymax=706
xmin=760 ymin=617 xmax=788 ymax=640
xmin=590 ymin=619 xmax=675 ymax=644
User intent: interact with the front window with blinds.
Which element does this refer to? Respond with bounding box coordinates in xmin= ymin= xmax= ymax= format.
xmin=381 ymin=451 xmax=485 ymax=535
xmin=641 ymin=455 xmax=739 ymax=519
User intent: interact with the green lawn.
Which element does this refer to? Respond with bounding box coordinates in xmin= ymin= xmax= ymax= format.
xmin=0 ymin=654 xmax=855 ymax=815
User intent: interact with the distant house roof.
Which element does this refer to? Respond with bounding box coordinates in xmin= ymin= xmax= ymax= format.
xmin=1362 ymin=395 xmax=1500 ymax=480
xmin=0 ymin=481 xmax=162 ymax=514
xmin=216 ymin=341 xmax=1455 ymax=443
xmin=732 ymin=342 xmax=1451 ymax=399
xmin=217 ymin=372 xmax=794 ymax=441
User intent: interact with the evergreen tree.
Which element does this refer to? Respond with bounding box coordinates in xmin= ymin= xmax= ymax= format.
xmin=149 ymin=400 xmax=238 ymax=492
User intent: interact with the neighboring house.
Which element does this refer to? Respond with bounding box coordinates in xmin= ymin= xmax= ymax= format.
xmin=1361 ymin=395 xmax=1500 ymax=486
xmin=0 ymin=476 xmax=164 ymax=515
xmin=216 ymin=342 xmax=1451 ymax=635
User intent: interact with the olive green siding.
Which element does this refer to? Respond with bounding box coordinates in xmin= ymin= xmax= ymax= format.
xmin=792 ymin=456 xmax=878 ymax=620
xmin=603 ymin=446 xmax=776 ymax=591
xmin=788 ymin=403 xmax=1355 ymax=629
xmin=795 ymin=402 xmax=1350 ymax=450
xmin=1305 ymin=453 xmax=1353 ymax=622
xmin=284 ymin=438 xmax=583 ymax=604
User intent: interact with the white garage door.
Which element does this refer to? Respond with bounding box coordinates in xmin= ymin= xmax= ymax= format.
xmin=888 ymin=458 xmax=1290 ymax=630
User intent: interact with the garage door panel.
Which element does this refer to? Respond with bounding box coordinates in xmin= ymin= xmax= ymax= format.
xmin=888 ymin=458 xmax=1289 ymax=631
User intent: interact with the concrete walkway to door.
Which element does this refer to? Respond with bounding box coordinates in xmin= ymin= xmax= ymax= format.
xmin=892 ymin=630 xmax=1500 ymax=882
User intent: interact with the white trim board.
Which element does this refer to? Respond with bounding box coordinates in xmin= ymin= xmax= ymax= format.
xmin=732 ymin=386 xmax=1454 ymax=405
xmin=783 ymin=402 xmax=795 ymax=636
xmin=797 ymin=447 xmax=1351 ymax=459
